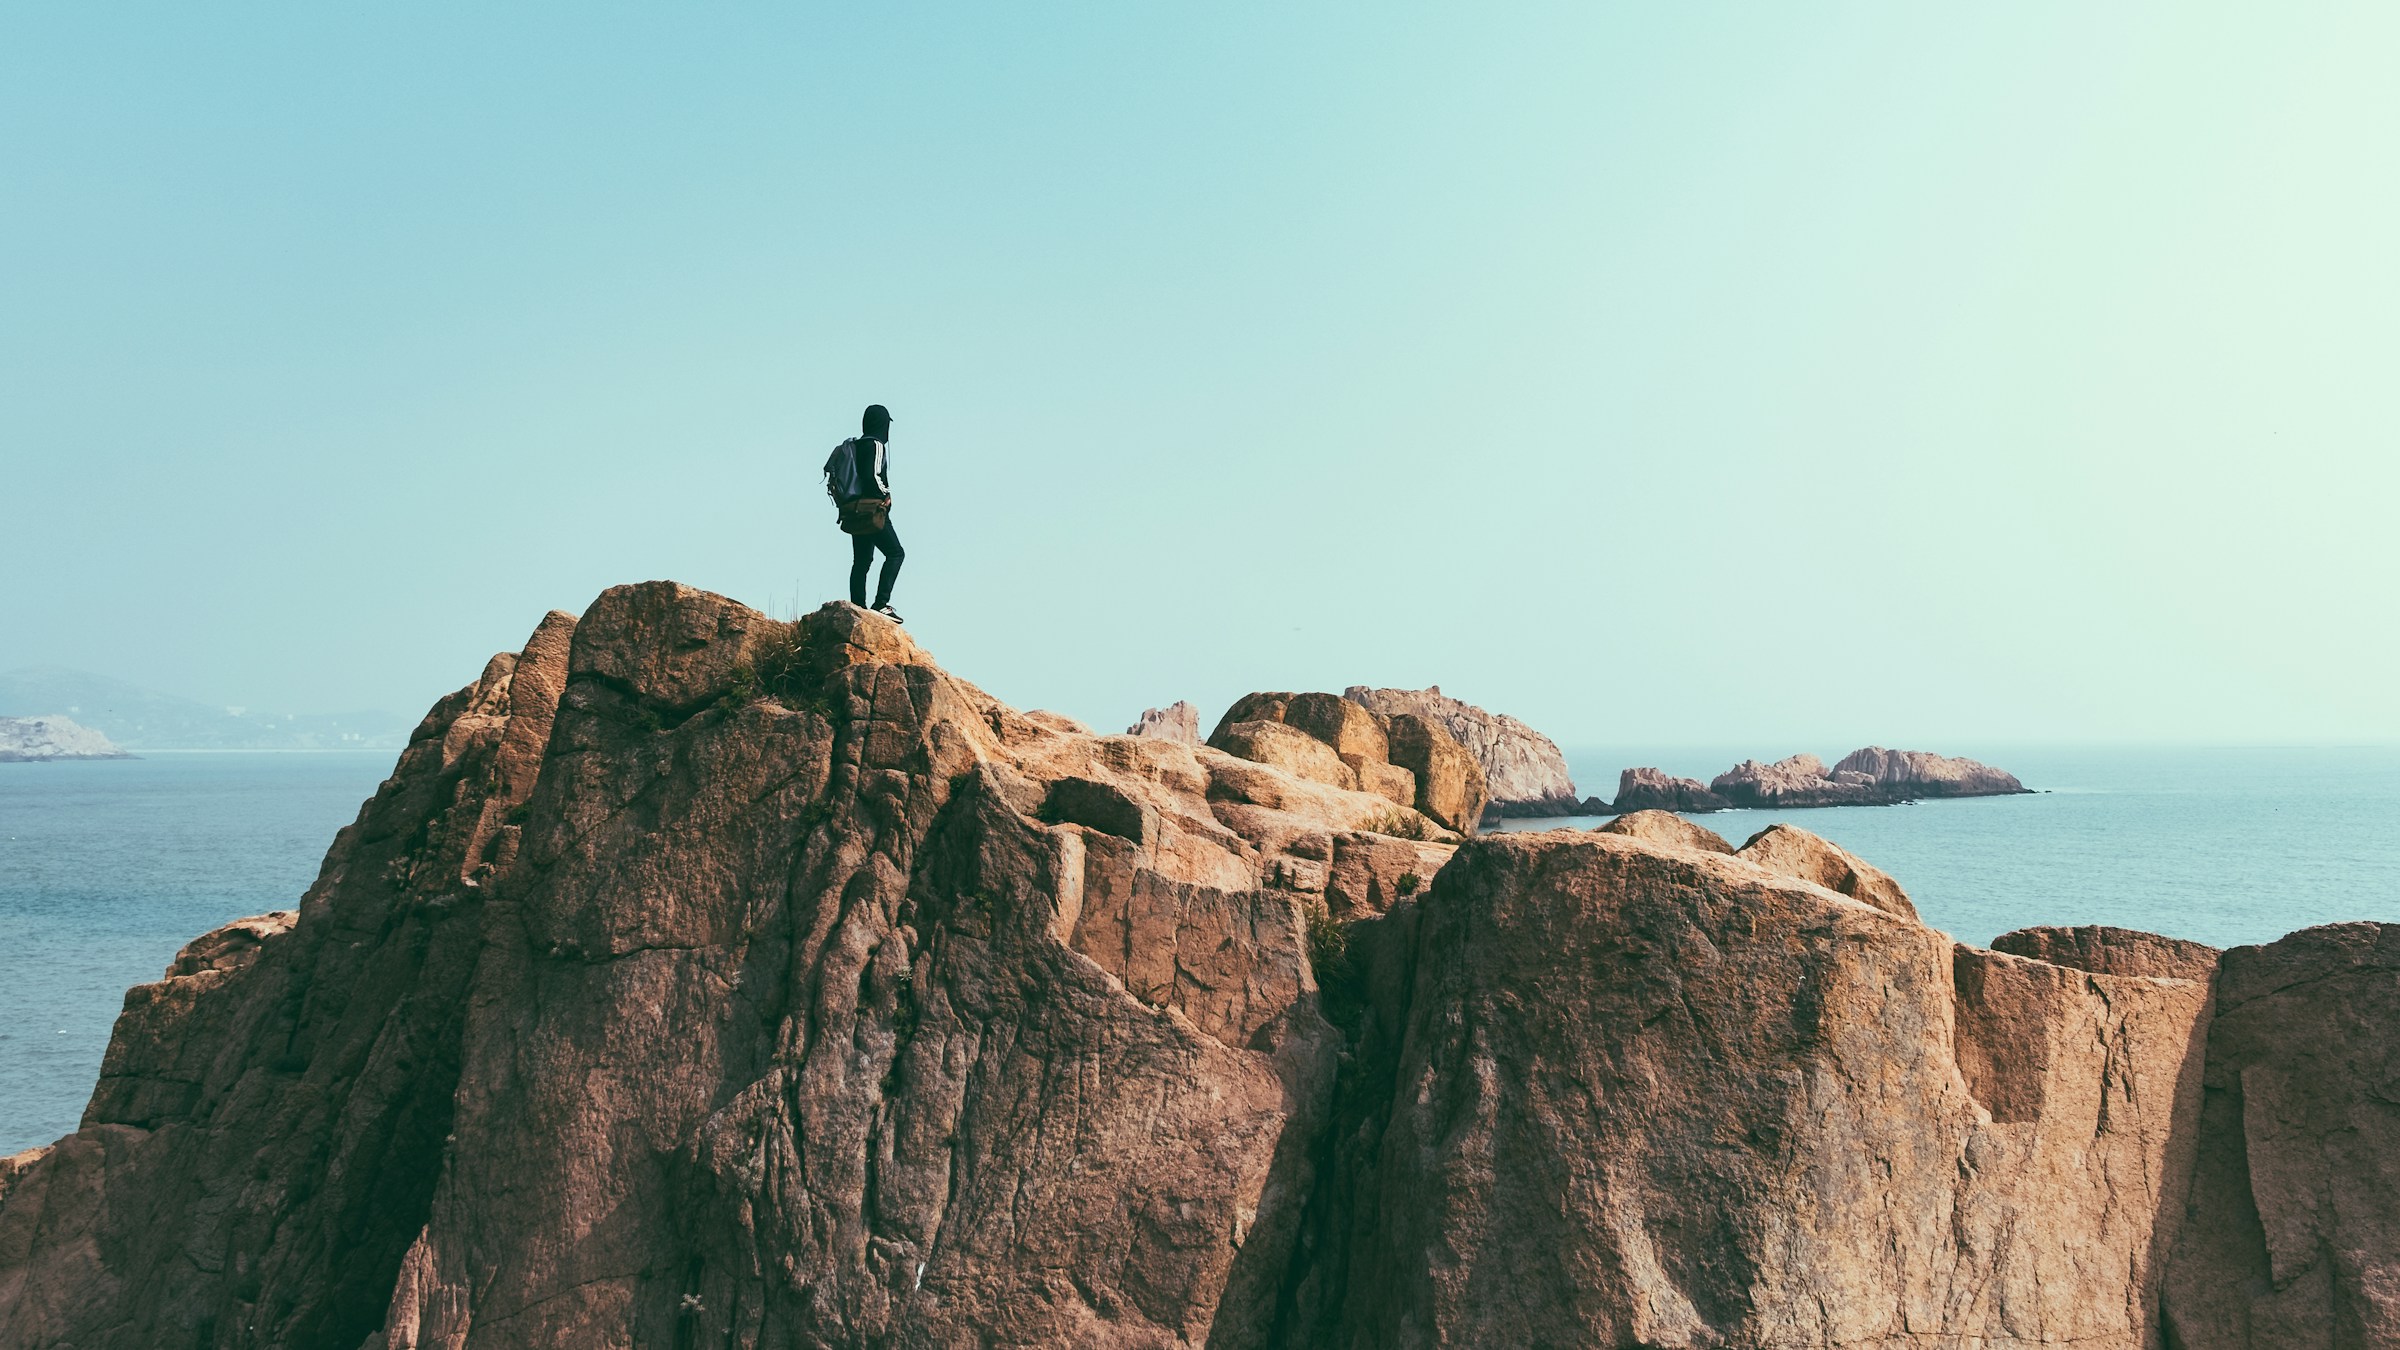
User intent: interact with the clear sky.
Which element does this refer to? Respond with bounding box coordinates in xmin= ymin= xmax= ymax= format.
xmin=4 ymin=3 xmax=2394 ymax=749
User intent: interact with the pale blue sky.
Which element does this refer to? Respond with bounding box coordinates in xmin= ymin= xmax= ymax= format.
xmin=4 ymin=3 xmax=2394 ymax=747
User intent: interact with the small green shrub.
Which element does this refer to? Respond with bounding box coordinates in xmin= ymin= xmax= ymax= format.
xmin=716 ymin=663 xmax=761 ymax=714
xmin=1396 ymin=871 xmax=1421 ymax=897
xmin=1305 ymin=900 xmax=1348 ymax=977
xmin=723 ymin=619 xmax=819 ymax=710
xmin=1363 ymin=808 xmax=1430 ymax=841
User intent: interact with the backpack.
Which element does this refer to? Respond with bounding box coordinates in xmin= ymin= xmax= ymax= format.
xmin=822 ymin=438 xmax=866 ymax=502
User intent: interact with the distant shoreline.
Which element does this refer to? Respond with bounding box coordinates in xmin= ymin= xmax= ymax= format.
xmin=101 ymin=747 xmax=395 ymax=755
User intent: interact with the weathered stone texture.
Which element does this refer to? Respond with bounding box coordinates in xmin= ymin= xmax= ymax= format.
xmin=0 ymin=584 xmax=1439 ymax=1350
xmin=1380 ymin=712 xmax=1488 ymax=834
xmin=1994 ymin=924 xmax=2221 ymax=983
xmin=1304 ymin=833 xmax=2211 ymax=1350
xmin=1735 ymin=822 xmax=1919 ymax=922
xmin=2161 ymin=922 xmax=2400 ymax=1349
xmin=0 ymin=579 xmax=2384 ymax=1350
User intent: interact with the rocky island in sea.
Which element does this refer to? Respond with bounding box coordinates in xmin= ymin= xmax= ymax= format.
xmin=1612 ymin=746 xmax=2031 ymax=813
xmin=0 ymin=581 xmax=2384 ymax=1348
xmin=0 ymin=714 xmax=132 ymax=762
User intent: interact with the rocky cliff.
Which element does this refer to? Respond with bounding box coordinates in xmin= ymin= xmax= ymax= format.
xmin=0 ymin=714 xmax=131 ymax=761
xmin=0 ymin=583 xmax=2383 ymax=1348
xmin=1339 ymin=685 xmax=1584 ymax=816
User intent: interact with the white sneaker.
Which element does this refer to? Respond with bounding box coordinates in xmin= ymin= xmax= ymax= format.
xmin=874 ymin=604 xmax=904 ymax=624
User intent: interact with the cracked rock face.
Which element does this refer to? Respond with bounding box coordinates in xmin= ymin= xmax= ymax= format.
xmin=0 ymin=584 xmax=1394 ymax=1349
xmin=1295 ymin=833 xmax=2213 ymax=1350
xmin=0 ymin=581 xmax=2386 ymax=1348
xmin=2161 ymin=922 xmax=2400 ymax=1349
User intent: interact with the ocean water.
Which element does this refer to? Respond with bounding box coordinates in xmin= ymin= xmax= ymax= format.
xmin=2 ymin=745 xmax=2395 ymax=1154
xmin=1 ymin=752 xmax=393 ymax=1153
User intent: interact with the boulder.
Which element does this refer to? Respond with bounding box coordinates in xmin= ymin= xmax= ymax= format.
xmin=1125 ymin=700 xmax=1200 ymax=743
xmin=1596 ymin=808 xmax=1733 ymax=854
xmin=1214 ymin=719 xmax=1356 ymax=792
xmin=1382 ymin=712 xmax=1489 ymax=834
xmin=2161 ymin=922 xmax=2400 ymax=1348
xmin=1611 ymin=766 xmax=1731 ymax=813
xmin=1282 ymin=692 xmax=1389 ymax=769
xmin=1993 ymin=924 xmax=2220 ymax=982
xmin=1207 ymin=690 xmax=1436 ymax=818
xmin=1343 ymin=684 xmax=1581 ymax=813
xmin=1735 ymin=822 xmax=1918 ymax=921
xmin=1307 ymin=832 xmax=2211 ymax=1348
xmin=1208 ymin=691 xmax=1294 ymax=745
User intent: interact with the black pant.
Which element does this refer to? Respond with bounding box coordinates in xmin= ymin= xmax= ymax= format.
xmin=849 ymin=522 xmax=903 ymax=608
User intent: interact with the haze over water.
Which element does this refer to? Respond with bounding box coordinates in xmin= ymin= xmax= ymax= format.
xmin=5 ymin=744 xmax=2395 ymax=1153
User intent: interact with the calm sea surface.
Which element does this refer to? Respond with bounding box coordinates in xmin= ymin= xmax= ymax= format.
xmin=3 ymin=745 xmax=2396 ymax=1152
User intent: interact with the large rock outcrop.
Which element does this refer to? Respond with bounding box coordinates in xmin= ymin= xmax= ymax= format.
xmin=0 ymin=580 xmax=2386 ymax=1349
xmin=1291 ymin=832 xmax=2213 ymax=1349
xmin=0 ymin=586 xmax=1407 ymax=1349
xmin=1340 ymin=685 xmax=1581 ymax=816
xmin=2161 ymin=923 xmax=2400 ymax=1348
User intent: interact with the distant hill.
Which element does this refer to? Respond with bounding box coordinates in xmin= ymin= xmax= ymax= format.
xmin=0 ymin=666 xmax=413 ymax=750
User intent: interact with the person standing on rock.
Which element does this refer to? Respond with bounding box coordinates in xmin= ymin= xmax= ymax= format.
xmin=824 ymin=403 xmax=904 ymax=622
